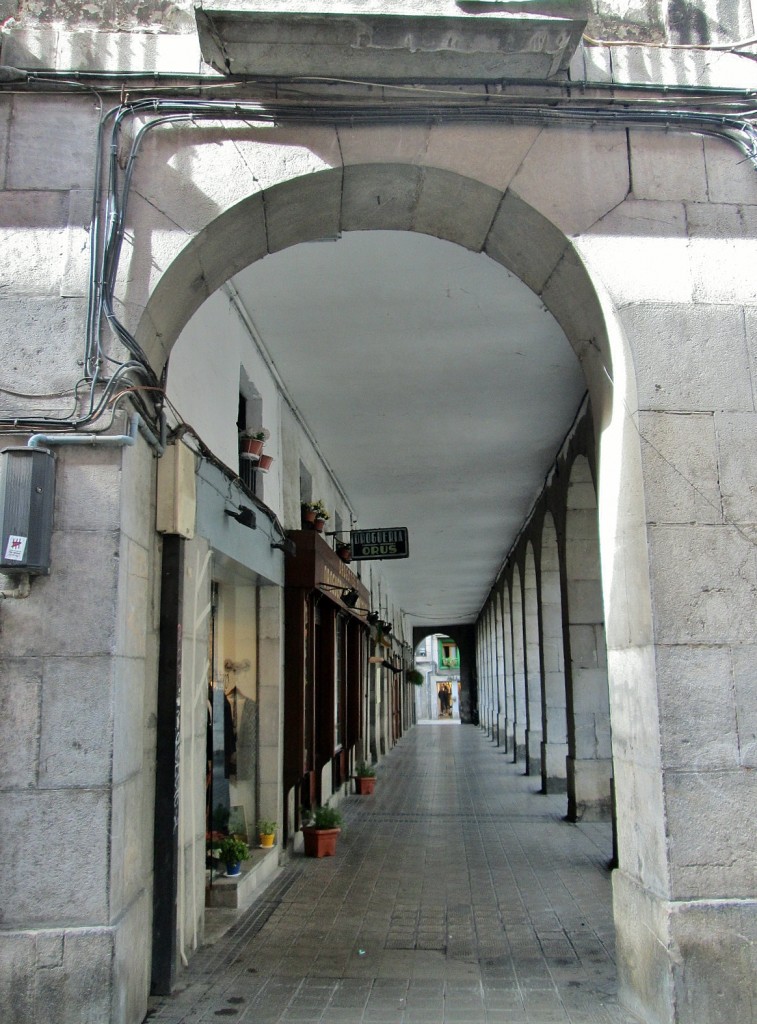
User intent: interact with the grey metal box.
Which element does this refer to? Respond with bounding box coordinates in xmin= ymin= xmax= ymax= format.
xmin=0 ymin=447 xmax=55 ymax=575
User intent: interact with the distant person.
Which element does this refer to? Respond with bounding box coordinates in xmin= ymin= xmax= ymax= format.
xmin=439 ymin=686 xmax=450 ymax=717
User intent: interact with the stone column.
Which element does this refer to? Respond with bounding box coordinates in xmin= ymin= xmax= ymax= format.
xmin=494 ymin=594 xmax=505 ymax=747
xmin=540 ymin=514 xmax=568 ymax=792
xmin=608 ymin=298 xmax=757 ymax=1024
xmin=564 ymin=457 xmax=612 ymax=821
xmin=0 ymin=438 xmax=159 ymax=1024
xmin=524 ymin=547 xmax=543 ymax=776
xmin=258 ymin=586 xmax=284 ymax=828
xmin=511 ymin=570 xmax=527 ymax=763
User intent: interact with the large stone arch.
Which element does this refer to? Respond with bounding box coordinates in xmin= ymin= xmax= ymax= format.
xmin=126 ymin=145 xmax=732 ymax=1022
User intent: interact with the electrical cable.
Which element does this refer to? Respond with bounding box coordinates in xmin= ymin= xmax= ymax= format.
xmin=1 ymin=86 xmax=756 ymax=437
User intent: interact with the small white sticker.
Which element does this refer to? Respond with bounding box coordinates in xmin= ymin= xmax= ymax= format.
xmin=5 ymin=535 xmax=27 ymax=561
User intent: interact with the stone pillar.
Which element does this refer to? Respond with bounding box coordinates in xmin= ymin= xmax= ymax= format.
xmin=524 ymin=547 xmax=543 ymax=776
xmin=503 ymin=593 xmax=515 ymax=757
xmin=511 ymin=570 xmax=527 ymax=763
xmin=494 ymin=595 xmax=505 ymax=747
xmin=540 ymin=514 xmax=568 ymax=792
xmin=564 ymin=457 xmax=612 ymax=821
xmin=259 ymin=586 xmax=284 ymax=828
xmin=608 ymin=297 xmax=757 ymax=1024
xmin=0 ymin=439 xmax=159 ymax=1024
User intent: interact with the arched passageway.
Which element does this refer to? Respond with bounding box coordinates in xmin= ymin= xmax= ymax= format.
xmin=147 ymin=152 xmax=745 ymax=1024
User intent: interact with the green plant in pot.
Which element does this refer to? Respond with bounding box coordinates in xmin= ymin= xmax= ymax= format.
xmin=239 ymin=427 xmax=269 ymax=459
xmin=302 ymin=804 xmax=343 ymax=857
xmin=355 ymin=760 xmax=377 ymax=795
xmin=217 ymin=835 xmax=250 ymax=876
xmin=258 ymin=818 xmax=277 ymax=848
xmin=407 ymin=668 xmax=424 ymax=686
xmin=301 ymin=499 xmax=330 ymax=530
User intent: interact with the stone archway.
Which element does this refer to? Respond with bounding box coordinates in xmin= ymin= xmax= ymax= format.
xmin=129 ymin=154 xmax=695 ymax=1021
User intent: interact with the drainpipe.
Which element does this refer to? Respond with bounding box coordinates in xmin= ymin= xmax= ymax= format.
xmin=27 ymin=413 xmax=165 ymax=454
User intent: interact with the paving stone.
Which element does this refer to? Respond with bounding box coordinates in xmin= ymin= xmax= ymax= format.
xmin=150 ymin=726 xmax=642 ymax=1024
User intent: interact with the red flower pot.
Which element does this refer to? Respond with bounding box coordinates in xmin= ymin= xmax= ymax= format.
xmin=258 ymin=454 xmax=273 ymax=472
xmin=302 ymin=826 xmax=341 ymax=857
xmin=355 ymin=776 xmax=375 ymax=796
xmin=314 ymin=517 xmax=326 ymax=533
xmin=240 ymin=437 xmax=264 ymax=459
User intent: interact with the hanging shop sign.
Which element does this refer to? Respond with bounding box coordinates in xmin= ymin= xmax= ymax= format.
xmin=350 ymin=528 xmax=409 ymax=560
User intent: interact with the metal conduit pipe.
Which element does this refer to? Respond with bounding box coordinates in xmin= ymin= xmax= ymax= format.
xmin=27 ymin=412 xmax=163 ymax=454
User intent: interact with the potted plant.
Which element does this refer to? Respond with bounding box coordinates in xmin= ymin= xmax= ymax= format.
xmin=302 ymin=804 xmax=343 ymax=857
xmin=311 ymin=500 xmax=330 ymax=533
xmin=239 ymin=428 xmax=269 ymax=460
xmin=301 ymin=499 xmax=329 ymax=529
xmin=336 ymin=540 xmax=352 ymax=563
xmin=258 ymin=453 xmax=274 ymax=473
xmin=354 ymin=761 xmax=376 ymax=795
xmin=217 ymin=835 xmax=250 ymax=876
xmin=407 ymin=668 xmax=424 ymax=686
xmin=258 ymin=818 xmax=277 ymax=848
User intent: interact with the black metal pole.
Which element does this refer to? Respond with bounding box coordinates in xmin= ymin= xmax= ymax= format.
xmin=151 ymin=534 xmax=184 ymax=995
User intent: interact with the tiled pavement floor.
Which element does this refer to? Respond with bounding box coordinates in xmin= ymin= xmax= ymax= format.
xmin=145 ymin=724 xmax=643 ymax=1024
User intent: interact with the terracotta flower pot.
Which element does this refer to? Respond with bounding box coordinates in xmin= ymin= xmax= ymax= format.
xmin=337 ymin=545 xmax=352 ymax=563
xmin=355 ymin=776 xmax=375 ymax=795
xmin=240 ymin=437 xmax=264 ymax=459
xmin=301 ymin=507 xmax=317 ymax=526
xmin=302 ymin=826 xmax=341 ymax=857
xmin=314 ymin=517 xmax=326 ymax=533
xmin=258 ymin=454 xmax=273 ymax=472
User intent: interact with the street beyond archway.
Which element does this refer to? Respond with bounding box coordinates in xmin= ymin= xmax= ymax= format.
xmin=146 ymin=725 xmax=641 ymax=1024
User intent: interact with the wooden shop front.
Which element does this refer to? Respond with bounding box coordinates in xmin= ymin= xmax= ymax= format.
xmin=283 ymin=530 xmax=371 ymax=841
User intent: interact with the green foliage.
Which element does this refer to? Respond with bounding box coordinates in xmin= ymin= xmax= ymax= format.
xmin=304 ymin=499 xmax=330 ymax=520
xmin=257 ymin=819 xmax=276 ymax=835
xmin=356 ymin=760 xmax=376 ymax=777
xmin=407 ymin=668 xmax=424 ymax=686
xmin=217 ymin=836 xmax=250 ymax=864
xmin=307 ymin=804 xmax=343 ymax=829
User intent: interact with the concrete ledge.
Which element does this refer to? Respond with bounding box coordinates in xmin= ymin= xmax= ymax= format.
xmin=195 ymin=2 xmax=587 ymax=81
xmin=205 ymin=847 xmax=280 ymax=910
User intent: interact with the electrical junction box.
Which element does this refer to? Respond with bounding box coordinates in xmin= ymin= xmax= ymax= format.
xmin=0 ymin=446 xmax=55 ymax=576
xmin=156 ymin=440 xmax=196 ymax=538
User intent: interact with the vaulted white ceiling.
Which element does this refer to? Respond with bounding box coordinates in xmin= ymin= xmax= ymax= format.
xmin=232 ymin=230 xmax=585 ymax=627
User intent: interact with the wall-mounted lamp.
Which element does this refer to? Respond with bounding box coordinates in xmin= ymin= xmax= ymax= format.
xmin=225 ymin=505 xmax=256 ymax=530
xmin=378 ymin=620 xmax=393 ymax=636
xmin=318 ymin=583 xmax=370 ymax=614
xmin=369 ymin=657 xmax=402 ymax=672
xmin=366 ymin=611 xmax=380 ymax=626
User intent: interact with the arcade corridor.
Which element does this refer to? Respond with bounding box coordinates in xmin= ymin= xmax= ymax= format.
xmin=146 ymin=725 xmax=641 ymax=1024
